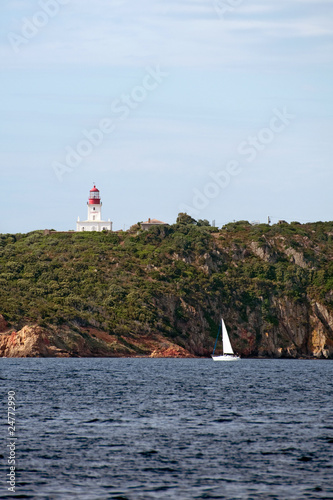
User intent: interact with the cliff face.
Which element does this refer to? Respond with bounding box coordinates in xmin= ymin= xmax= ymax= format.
xmin=0 ymin=325 xmax=70 ymax=358
xmin=153 ymin=295 xmax=333 ymax=359
xmin=0 ymin=220 xmax=332 ymax=358
xmin=0 ymin=321 xmax=194 ymax=358
xmin=1 ymin=298 xmax=331 ymax=359
xmin=237 ymin=298 xmax=333 ymax=358
xmin=0 ymin=299 xmax=333 ymax=358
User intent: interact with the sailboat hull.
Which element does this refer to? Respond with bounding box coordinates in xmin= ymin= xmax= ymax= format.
xmin=211 ymin=355 xmax=240 ymax=362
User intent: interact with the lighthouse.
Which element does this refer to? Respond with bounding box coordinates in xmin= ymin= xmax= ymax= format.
xmin=76 ymin=185 xmax=112 ymax=232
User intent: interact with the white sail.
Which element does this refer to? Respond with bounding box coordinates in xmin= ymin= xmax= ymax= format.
xmin=222 ymin=319 xmax=234 ymax=355
xmin=211 ymin=316 xmax=240 ymax=361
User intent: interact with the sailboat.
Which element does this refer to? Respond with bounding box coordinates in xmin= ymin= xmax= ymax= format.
xmin=211 ymin=318 xmax=240 ymax=361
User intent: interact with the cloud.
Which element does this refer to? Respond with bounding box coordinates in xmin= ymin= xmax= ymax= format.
xmin=1 ymin=0 xmax=332 ymax=70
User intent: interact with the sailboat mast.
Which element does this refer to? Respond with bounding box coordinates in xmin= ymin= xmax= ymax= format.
xmin=221 ymin=317 xmax=224 ymax=355
xmin=212 ymin=320 xmax=221 ymax=356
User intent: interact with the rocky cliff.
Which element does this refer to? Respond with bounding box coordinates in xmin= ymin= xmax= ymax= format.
xmin=0 ymin=219 xmax=332 ymax=358
xmin=0 ymin=318 xmax=194 ymax=358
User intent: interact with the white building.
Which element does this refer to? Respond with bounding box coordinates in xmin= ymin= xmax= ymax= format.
xmin=76 ymin=185 xmax=112 ymax=232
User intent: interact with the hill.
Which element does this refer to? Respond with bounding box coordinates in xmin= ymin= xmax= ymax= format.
xmin=1 ymin=216 xmax=332 ymax=358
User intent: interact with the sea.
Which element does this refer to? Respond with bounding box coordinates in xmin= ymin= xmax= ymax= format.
xmin=1 ymin=358 xmax=333 ymax=500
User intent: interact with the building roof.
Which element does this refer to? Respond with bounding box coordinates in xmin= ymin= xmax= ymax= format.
xmin=142 ymin=219 xmax=166 ymax=224
xmin=90 ymin=185 xmax=99 ymax=192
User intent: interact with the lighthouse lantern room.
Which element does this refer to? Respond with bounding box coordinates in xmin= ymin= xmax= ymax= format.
xmin=76 ymin=185 xmax=112 ymax=232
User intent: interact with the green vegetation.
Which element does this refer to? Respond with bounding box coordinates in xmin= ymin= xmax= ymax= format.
xmin=0 ymin=218 xmax=332 ymax=355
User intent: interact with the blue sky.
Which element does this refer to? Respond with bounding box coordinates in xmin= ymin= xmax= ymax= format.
xmin=1 ymin=0 xmax=332 ymax=232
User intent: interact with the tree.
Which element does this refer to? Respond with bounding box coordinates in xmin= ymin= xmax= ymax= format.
xmin=176 ymin=213 xmax=197 ymax=225
xmin=197 ymin=219 xmax=210 ymax=227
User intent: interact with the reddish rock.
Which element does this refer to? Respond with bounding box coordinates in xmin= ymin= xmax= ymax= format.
xmin=150 ymin=343 xmax=193 ymax=358
xmin=0 ymin=326 xmax=70 ymax=358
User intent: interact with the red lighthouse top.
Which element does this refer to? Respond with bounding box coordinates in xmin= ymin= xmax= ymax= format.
xmin=88 ymin=185 xmax=101 ymax=205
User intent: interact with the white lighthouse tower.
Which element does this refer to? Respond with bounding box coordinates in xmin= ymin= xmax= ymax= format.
xmin=76 ymin=185 xmax=112 ymax=232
